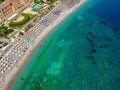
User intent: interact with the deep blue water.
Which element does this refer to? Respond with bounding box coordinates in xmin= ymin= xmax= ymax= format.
xmin=12 ymin=0 xmax=120 ymax=90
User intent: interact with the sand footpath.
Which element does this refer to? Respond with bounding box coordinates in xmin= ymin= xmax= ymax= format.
xmin=2 ymin=0 xmax=88 ymax=90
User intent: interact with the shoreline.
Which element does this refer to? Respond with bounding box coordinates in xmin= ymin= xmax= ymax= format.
xmin=3 ymin=0 xmax=88 ymax=90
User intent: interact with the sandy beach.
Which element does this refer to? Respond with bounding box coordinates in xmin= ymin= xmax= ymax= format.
xmin=1 ymin=0 xmax=88 ymax=90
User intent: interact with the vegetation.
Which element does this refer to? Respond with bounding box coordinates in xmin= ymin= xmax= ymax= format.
xmin=34 ymin=0 xmax=44 ymax=4
xmin=34 ymin=0 xmax=57 ymax=4
xmin=19 ymin=31 xmax=24 ymax=35
xmin=33 ymin=8 xmax=42 ymax=13
xmin=0 ymin=0 xmax=5 ymax=4
xmin=3 ymin=42 xmax=8 ymax=47
xmin=28 ymin=13 xmax=35 ymax=18
xmin=9 ymin=13 xmax=34 ymax=28
xmin=0 ymin=26 xmax=14 ymax=37
xmin=48 ymin=4 xmax=54 ymax=10
xmin=50 ymin=0 xmax=57 ymax=3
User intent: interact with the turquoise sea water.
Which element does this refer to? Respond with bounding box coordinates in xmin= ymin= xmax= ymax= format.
xmin=12 ymin=0 xmax=120 ymax=90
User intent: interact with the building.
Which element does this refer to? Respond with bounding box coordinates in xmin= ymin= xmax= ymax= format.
xmin=0 ymin=0 xmax=31 ymax=25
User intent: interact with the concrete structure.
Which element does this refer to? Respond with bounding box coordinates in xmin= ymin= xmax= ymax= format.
xmin=0 ymin=0 xmax=31 ymax=25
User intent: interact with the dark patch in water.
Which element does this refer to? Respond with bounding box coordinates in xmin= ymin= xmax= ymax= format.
xmin=89 ymin=23 xmax=93 ymax=27
xmin=99 ymin=44 xmax=109 ymax=48
xmin=89 ymin=21 xmax=94 ymax=27
xmin=85 ymin=55 xmax=96 ymax=65
xmin=90 ymin=21 xmax=94 ymax=24
xmin=114 ymin=28 xmax=118 ymax=32
xmin=91 ymin=49 xmax=96 ymax=53
xmin=108 ymin=17 xmax=112 ymax=21
xmin=87 ymin=31 xmax=101 ymax=40
xmin=20 ymin=77 xmax=24 ymax=80
xmin=100 ymin=20 xmax=108 ymax=25
xmin=103 ymin=36 xmax=113 ymax=42
xmin=86 ymin=38 xmax=94 ymax=48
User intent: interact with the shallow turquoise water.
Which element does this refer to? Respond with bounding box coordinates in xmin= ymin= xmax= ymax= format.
xmin=12 ymin=0 xmax=120 ymax=90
